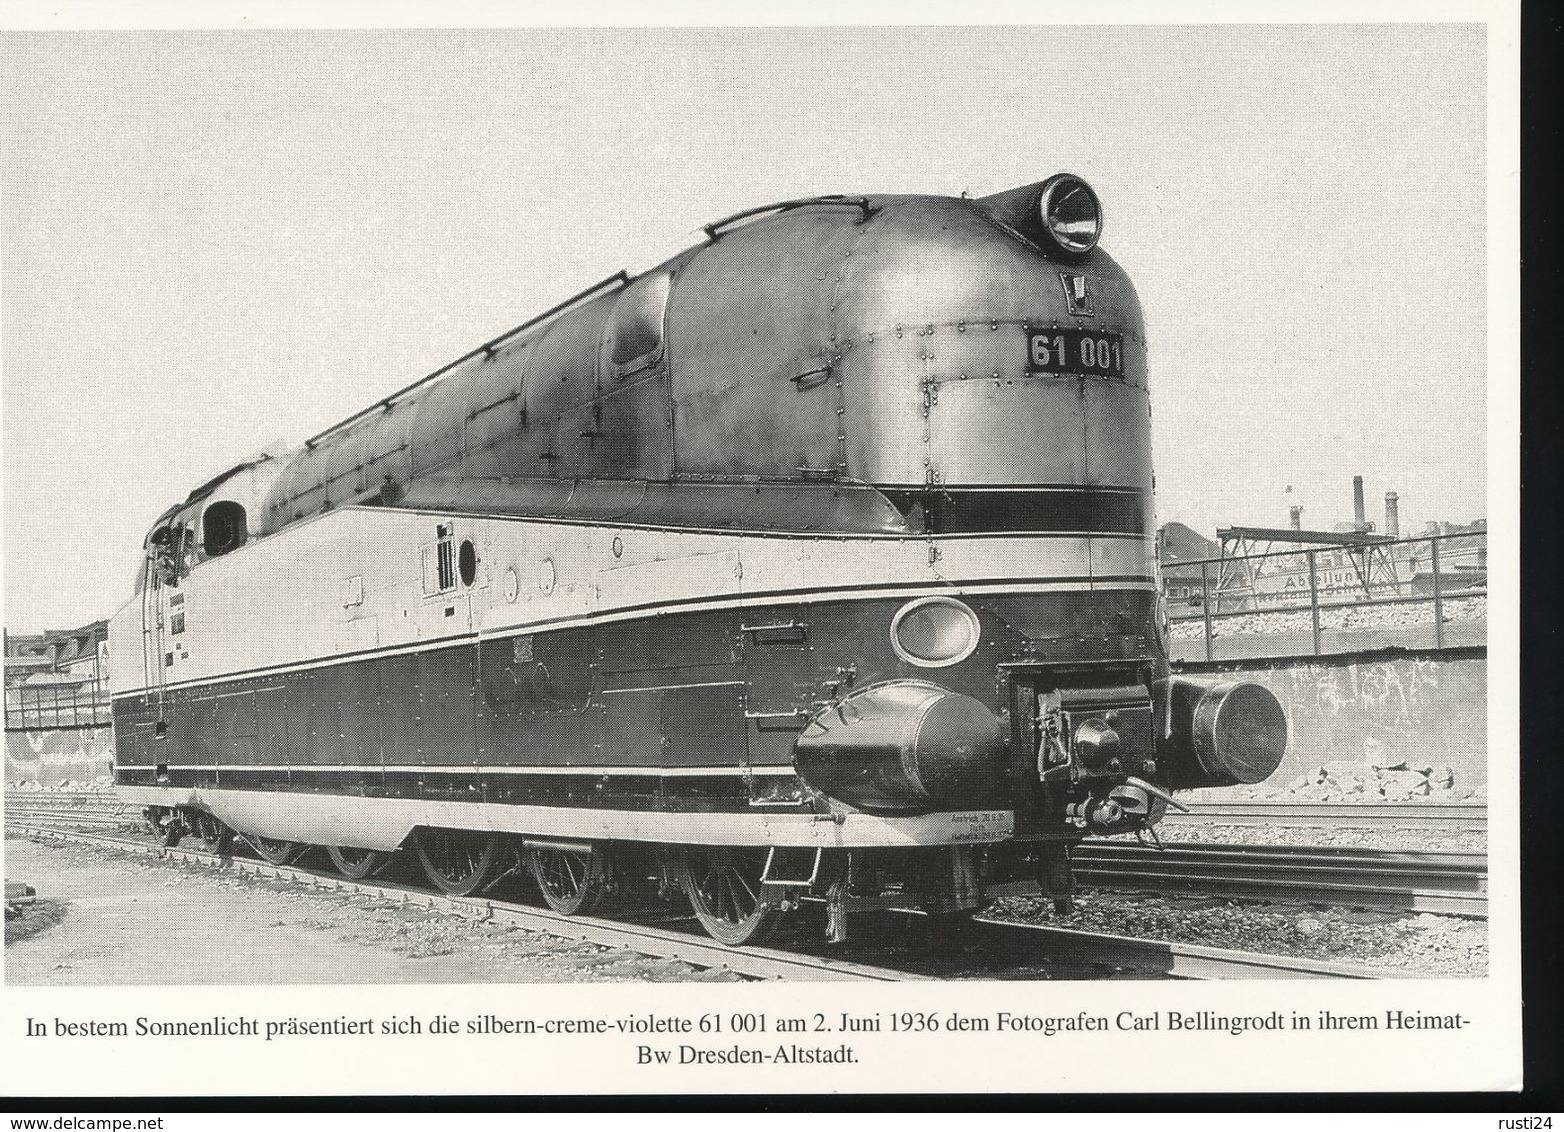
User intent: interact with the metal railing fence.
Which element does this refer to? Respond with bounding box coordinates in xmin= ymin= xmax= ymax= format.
xmin=1165 ymin=530 xmax=1486 ymax=660
xmin=4 ymin=681 xmax=113 ymax=731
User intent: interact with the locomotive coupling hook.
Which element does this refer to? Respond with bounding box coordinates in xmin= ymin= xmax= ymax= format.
xmin=1123 ymin=775 xmax=1190 ymax=814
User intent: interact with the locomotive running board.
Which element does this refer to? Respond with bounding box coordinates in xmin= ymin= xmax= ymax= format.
xmin=115 ymin=785 xmax=1015 ymax=852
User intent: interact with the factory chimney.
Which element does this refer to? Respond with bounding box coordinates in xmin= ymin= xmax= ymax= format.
xmin=1353 ymin=476 xmax=1367 ymax=530
xmin=1385 ymin=492 xmax=1400 ymax=538
xmin=1289 ymin=506 xmax=1303 ymax=531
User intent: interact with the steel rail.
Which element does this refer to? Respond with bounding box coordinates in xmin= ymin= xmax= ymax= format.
xmin=1071 ymin=841 xmax=1487 ymax=917
xmin=5 ymin=801 xmax=136 ymax=826
xmin=5 ymin=797 xmax=120 ymax=806
xmin=966 ymin=918 xmax=1401 ymax=980
xmin=1166 ymin=801 xmax=1487 ymax=831
xmin=4 ymin=811 xmax=136 ymax=828
xmin=8 ymin=824 xmax=919 ymax=984
xmin=7 ymin=795 xmax=1488 ymax=822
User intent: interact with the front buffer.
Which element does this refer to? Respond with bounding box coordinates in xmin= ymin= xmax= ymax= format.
xmin=793 ymin=681 xmax=1008 ymax=813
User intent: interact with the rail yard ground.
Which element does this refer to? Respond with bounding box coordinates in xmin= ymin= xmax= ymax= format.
xmin=3 ymin=835 xmax=741 ymax=985
xmin=5 ymin=821 xmax=1486 ymax=982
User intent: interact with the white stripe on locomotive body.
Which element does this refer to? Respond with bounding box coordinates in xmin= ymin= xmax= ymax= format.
xmin=110 ymin=503 xmax=1155 ymax=697
xmin=115 ymin=784 xmax=1016 ymax=851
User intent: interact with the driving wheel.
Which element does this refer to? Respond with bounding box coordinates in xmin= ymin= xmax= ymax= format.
xmin=415 ymin=829 xmax=498 ymax=896
xmin=679 ymin=847 xmax=782 ymax=946
xmin=528 ymin=845 xmax=606 ymax=915
xmin=248 ymin=835 xmax=302 ymax=865
xmin=327 ymin=844 xmax=386 ymax=880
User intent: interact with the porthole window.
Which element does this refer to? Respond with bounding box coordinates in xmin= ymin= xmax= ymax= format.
xmin=601 ymin=271 xmax=672 ymax=380
xmin=458 ymin=539 xmax=477 ymax=587
xmin=890 ymin=597 xmax=982 ymax=668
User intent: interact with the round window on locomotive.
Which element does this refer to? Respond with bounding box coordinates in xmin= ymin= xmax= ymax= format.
xmin=458 ymin=539 xmax=478 ymax=587
xmin=890 ymin=597 xmax=982 ymax=668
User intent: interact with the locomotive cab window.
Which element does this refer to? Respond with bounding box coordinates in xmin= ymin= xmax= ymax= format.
xmin=150 ymin=514 xmax=197 ymax=584
xmin=181 ymin=523 xmax=197 ymax=574
xmin=145 ymin=525 xmax=177 ymax=589
xmin=201 ymin=500 xmax=248 ymax=558
xmin=601 ymin=271 xmax=671 ymax=380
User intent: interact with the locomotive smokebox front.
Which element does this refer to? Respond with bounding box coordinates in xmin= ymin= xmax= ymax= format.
xmin=793 ymin=681 xmax=1006 ymax=813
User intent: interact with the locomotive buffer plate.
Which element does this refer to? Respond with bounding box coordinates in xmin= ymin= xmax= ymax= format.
xmin=1024 ymin=327 xmax=1125 ymax=378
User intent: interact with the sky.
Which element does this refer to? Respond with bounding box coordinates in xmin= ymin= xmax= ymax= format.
xmin=1 ymin=22 xmax=1490 ymax=634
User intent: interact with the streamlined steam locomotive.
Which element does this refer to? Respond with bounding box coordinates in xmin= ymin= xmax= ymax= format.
xmin=110 ymin=175 xmax=1287 ymax=944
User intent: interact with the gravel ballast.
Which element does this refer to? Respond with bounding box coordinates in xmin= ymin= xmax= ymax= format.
xmin=1143 ymin=822 xmax=1486 ymax=853
xmin=989 ymin=890 xmax=1486 ymax=977
xmin=1169 ymin=594 xmax=1486 ymax=640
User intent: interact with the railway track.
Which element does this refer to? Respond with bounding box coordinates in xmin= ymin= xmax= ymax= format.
xmin=4 ymin=797 xmax=138 ymax=830
xmin=7 ymin=822 xmax=1401 ymax=981
xmin=6 ymin=793 xmax=127 ymax=811
xmin=3 ymin=809 xmax=135 ymax=828
xmin=6 ymin=796 xmax=1489 ymax=917
xmin=1169 ymin=801 xmax=1487 ymax=831
xmin=1072 ymin=841 xmax=1487 ymax=917
xmin=7 ymin=795 xmax=1489 ymax=828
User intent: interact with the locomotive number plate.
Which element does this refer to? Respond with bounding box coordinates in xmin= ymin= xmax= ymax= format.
xmin=1024 ymin=327 xmax=1125 ymax=377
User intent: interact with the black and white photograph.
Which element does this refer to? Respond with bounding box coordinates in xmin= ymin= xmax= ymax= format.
xmin=1 ymin=3 xmax=1520 ymax=1097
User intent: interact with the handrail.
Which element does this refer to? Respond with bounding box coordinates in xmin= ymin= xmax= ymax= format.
xmin=303 ymin=270 xmax=631 ymax=450
xmin=1165 ymin=529 xmax=1487 ymax=659
xmin=703 ymin=195 xmax=875 ymax=241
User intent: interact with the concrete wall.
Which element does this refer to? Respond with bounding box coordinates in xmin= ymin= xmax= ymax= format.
xmin=5 ymin=727 xmax=114 ymax=785
xmin=1175 ymin=648 xmax=1486 ymax=798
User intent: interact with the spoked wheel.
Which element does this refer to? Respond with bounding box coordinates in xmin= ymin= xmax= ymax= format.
xmin=193 ymin=811 xmax=234 ymax=855
xmin=248 ymin=835 xmax=302 ymax=865
xmin=528 ymin=846 xmax=606 ymax=915
xmin=678 ymin=847 xmax=782 ymax=946
xmin=415 ymin=829 xmax=498 ymax=896
xmin=145 ymin=807 xmax=182 ymax=848
xmin=326 ymin=844 xmax=386 ymax=880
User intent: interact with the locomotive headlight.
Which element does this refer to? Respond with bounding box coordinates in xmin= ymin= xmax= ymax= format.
xmin=891 ymin=597 xmax=982 ymax=667
xmin=1037 ymin=173 xmax=1102 ymax=255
